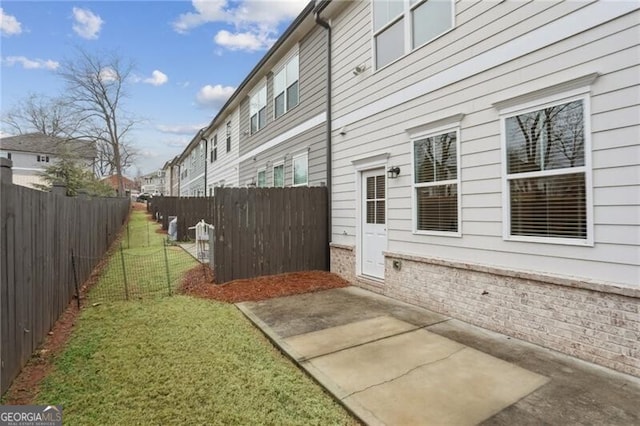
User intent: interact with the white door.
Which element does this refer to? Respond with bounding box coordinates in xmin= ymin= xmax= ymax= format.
xmin=361 ymin=169 xmax=386 ymax=279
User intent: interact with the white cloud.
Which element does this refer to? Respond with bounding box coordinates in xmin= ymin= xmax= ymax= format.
xmin=3 ymin=56 xmax=59 ymax=70
xmin=98 ymin=67 xmax=118 ymax=82
xmin=0 ymin=8 xmax=22 ymax=36
xmin=72 ymin=7 xmax=103 ymax=40
xmin=143 ymin=70 xmax=168 ymax=86
xmin=157 ymin=123 xmax=205 ymax=135
xmin=165 ymin=138 xmax=191 ymax=148
xmin=196 ymin=84 xmax=235 ymax=108
xmin=173 ymin=0 xmax=306 ymax=52
xmin=214 ymin=30 xmax=276 ymax=52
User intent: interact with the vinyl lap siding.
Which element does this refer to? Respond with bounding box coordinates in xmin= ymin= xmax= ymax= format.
xmin=207 ymin=108 xmax=240 ymax=188
xmin=330 ymin=0 xmax=639 ymax=286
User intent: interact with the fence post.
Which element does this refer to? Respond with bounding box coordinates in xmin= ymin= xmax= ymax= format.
xmin=127 ymin=222 xmax=131 ymax=249
xmin=51 ymin=181 xmax=67 ymax=196
xmin=70 ymin=249 xmax=81 ymax=309
xmin=163 ymin=241 xmax=172 ymax=296
xmin=0 ymin=157 xmax=12 ymax=184
xmin=147 ymin=221 xmax=150 ymax=247
xmin=119 ymin=243 xmax=129 ymax=300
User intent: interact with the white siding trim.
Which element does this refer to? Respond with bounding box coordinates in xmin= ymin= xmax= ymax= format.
xmin=237 ymin=112 xmax=326 ymax=165
xmin=183 ymin=172 xmax=205 ymax=187
xmin=335 ymin=1 xmax=638 ymax=128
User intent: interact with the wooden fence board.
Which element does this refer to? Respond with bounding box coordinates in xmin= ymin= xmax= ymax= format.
xmin=0 ymin=180 xmax=129 ymax=394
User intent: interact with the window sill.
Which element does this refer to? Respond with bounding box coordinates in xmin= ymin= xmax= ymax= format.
xmin=504 ymin=235 xmax=594 ymax=247
xmin=413 ymin=230 xmax=461 ymax=238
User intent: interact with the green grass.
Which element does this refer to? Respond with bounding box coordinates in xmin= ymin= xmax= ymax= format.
xmin=88 ymin=211 xmax=198 ymax=302
xmin=37 ymin=297 xmax=355 ymax=425
xmin=36 ymin=210 xmax=356 ymax=425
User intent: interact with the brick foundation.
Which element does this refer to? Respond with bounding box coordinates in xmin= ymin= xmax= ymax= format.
xmin=329 ymin=246 xmax=639 ymax=377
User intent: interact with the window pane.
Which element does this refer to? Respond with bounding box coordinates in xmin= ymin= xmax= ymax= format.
xmin=273 ymin=164 xmax=284 ymax=187
xmin=366 ymin=176 xmax=375 ymax=200
xmin=258 ymin=107 xmax=266 ymax=130
xmin=274 ymin=93 xmax=285 ymax=118
xmin=250 ymin=114 xmax=257 ymax=134
xmin=376 ymin=17 xmax=404 ymax=68
xmin=376 ymin=200 xmax=386 ymax=224
xmin=416 ymin=184 xmax=458 ymax=232
xmin=374 ymin=0 xmax=404 ymax=31
xmin=510 ymin=173 xmax=586 ymax=239
xmin=293 ymin=155 xmax=308 ymax=185
xmin=286 ymin=55 xmax=299 ymax=85
xmin=367 ymin=201 xmax=375 ymax=224
xmin=257 ymin=171 xmax=266 ymax=187
xmin=274 ymin=69 xmax=285 ymax=96
xmin=287 ymin=81 xmax=299 ymax=110
xmin=375 ymin=175 xmax=385 ymax=199
xmin=414 ymin=131 xmax=456 ymax=183
xmin=412 ymin=0 xmax=453 ymax=48
xmin=507 ymin=100 xmax=585 ymax=174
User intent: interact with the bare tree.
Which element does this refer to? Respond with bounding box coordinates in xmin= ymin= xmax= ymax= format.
xmin=1 ymin=93 xmax=82 ymax=137
xmin=58 ymin=48 xmax=138 ymax=195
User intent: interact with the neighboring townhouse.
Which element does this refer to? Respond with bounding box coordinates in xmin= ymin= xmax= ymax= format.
xmin=203 ymin=108 xmax=240 ymax=193
xmin=318 ymin=0 xmax=639 ymax=376
xmin=161 ymin=159 xmax=175 ymax=196
xmin=0 ymin=133 xmax=96 ymax=189
xmin=140 ymin=170 xmax=165 ymax=195
xmin=200 ymin=1 xmax=329 ymax=191
xmin=178 ymin=131 xmax=207 ymax=196
xmin=166 ymin=156 xmax=181 ymax=196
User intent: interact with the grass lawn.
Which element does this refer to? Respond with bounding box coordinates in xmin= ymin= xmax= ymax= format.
xmin=35 ymin=210 xmax=356 ymax=425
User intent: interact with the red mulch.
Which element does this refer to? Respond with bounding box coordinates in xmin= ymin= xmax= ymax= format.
xmin=179 ymin=267 xmax=350 ymax=303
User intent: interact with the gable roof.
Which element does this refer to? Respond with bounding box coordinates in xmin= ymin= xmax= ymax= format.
xmin=100 ymin=174 xmax=139 ymax=191
xmin=0 ymin=133 xmax=96 ymax=159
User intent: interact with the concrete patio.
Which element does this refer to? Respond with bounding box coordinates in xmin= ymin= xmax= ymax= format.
xmin=237 ymin=286 xmax=640 ymax=425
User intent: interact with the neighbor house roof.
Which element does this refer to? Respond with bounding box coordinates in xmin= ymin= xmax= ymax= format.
xmin=100 ymin=175 xmax=139 ymax=191
xmin=0 ymin=133 xmax=96 ymax=159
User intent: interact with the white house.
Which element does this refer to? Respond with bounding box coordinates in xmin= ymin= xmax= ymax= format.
xmin=140 ymin=169 xmax=165 ymax=195
xmin=318 ymin=0 xmax=639 ymax=377
xmin=0 ymin=133 xmax=96 ymax=189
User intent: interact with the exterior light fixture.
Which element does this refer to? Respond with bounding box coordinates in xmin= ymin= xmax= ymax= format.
xmin=353 ymin=64 xmax=366 ymax=75
xmin=387 ymin=166 xmax=400 ymax=179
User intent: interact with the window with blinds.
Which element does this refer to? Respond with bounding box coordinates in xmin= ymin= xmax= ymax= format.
xmin=504 ymin=97 xmax=588 ymax=241
xmin=366 ymin=175 xmax=385 ymax=225
xmin=413 ymin=130 xmax=459 ymax=233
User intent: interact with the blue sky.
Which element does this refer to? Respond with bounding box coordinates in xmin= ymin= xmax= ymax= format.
xmin=0 ymin=0 xmax=308 ymax=175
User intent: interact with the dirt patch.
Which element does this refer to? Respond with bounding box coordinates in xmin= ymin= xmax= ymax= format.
xmin=179 ymin=266 xmax=350 ymax=303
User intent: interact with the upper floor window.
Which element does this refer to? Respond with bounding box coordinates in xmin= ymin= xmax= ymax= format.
xmin=211 ymin=134 xmax=218 ymax=162
xmin=373 ymin=0 xmax=454 ymax=69
xmin=274 ymin=54 xmax=299 ymax=119
xmin=502 ymin=95 xmax=591 ymax=245
xmin=250 ymin=84 xmax=267 ymax=134
xmin=226 ymin=121 xmax=232 ymax=152
xmin=37 ymin=154 xmax=50 ymax=163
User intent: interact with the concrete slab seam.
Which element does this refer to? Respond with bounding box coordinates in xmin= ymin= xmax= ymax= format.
xmin=234 ymin=303 xmax=370 ymax=425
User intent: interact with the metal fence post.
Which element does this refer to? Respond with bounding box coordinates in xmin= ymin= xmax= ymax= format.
xmin=119 ymin=243 xmax=129 ymax=300
xmin=71 ymin=249 xmax=81 ymax=309
xmin=163 ymin=241 xmax=172 ymax=296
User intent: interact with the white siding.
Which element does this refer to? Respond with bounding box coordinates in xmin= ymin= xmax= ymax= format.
xmin=207 ymin=108 xmax=240 ymax=190
xmin=329 ymin=1 xmax=640 ymax=286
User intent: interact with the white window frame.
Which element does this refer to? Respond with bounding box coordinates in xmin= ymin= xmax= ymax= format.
xmin=273 ymin=51 xmax=300 ymax=119
xmin=256 ymin=167 xmax=267 ymax=188
xmin=499 ymin=90 xmax=594 ymax=246
xmin=372 ymin=0 xmax=455 ymax=71
xmin=410 ymin=125 xmax=461 ymax=237
xmin=249 ymin=82 xmax=267 ymax=134
xmin=272 ymin=161 xmax=285 ymax=188
xmin=292 ymin=151 xmax=309 ymax=187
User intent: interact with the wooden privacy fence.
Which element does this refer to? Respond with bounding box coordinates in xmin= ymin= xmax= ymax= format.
xmin=148 ymin=196 xmax=215 ymax=241
xmin=213 ymin=187 xmax=328 ymax=284
xmin=0 ymin=160 xmax=130 ymax=394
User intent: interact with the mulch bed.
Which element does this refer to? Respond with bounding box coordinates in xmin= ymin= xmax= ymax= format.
xmin=179 ymin=266 xmax=350 ymax=303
